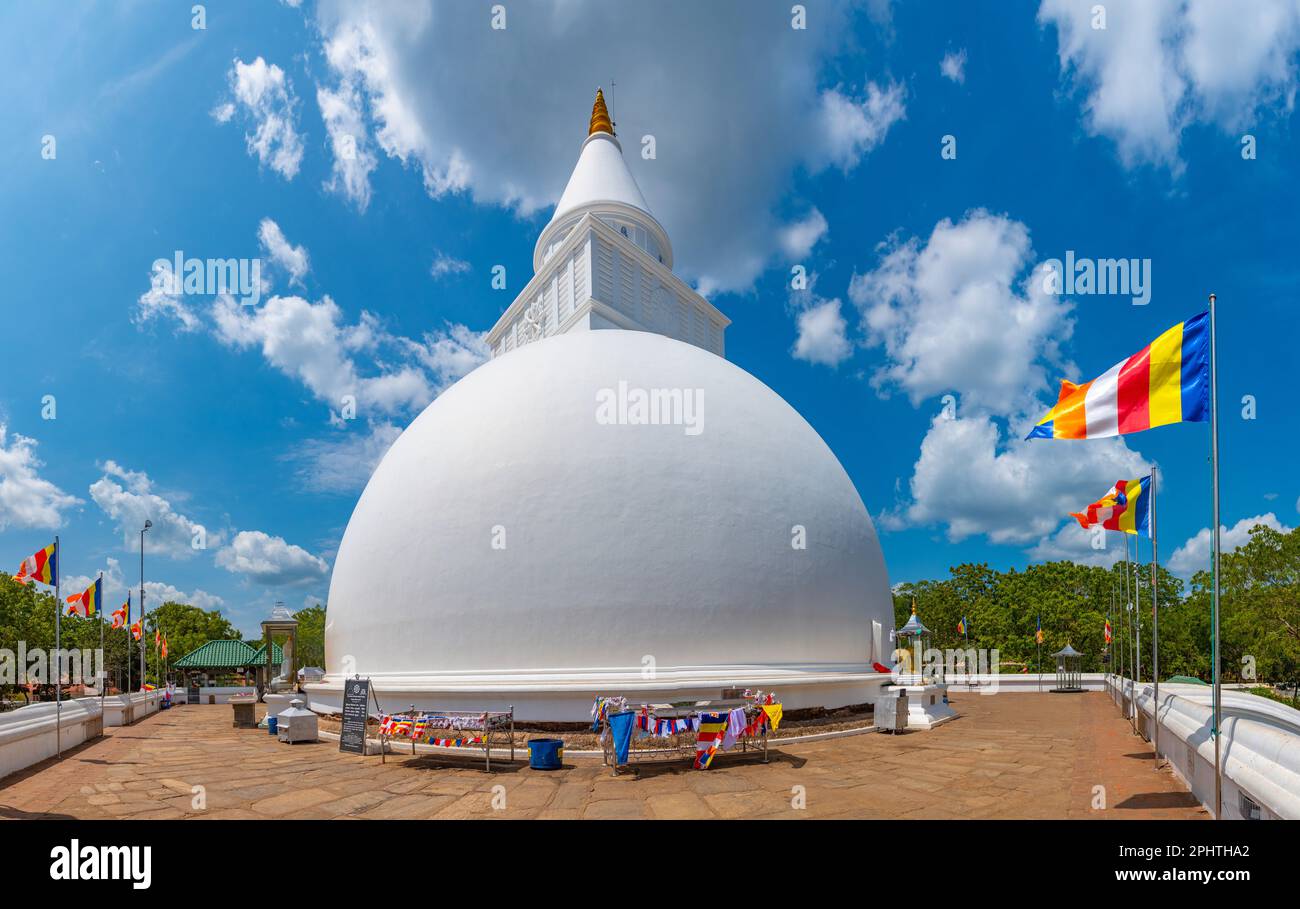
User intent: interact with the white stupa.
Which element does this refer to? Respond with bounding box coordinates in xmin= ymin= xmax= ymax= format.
xmin=307 ymin=91 xmax=895 ymax=721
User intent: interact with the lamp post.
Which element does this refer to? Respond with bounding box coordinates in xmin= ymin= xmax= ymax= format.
xmin=139 ymin=520 xmax=151 ymax=688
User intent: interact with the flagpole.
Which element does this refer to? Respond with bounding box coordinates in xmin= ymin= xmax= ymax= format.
xmin=1124 ymin=534 xmax=1136 ymax=732
xmin=1150 ymin=466 xmax=1161 ymax=766
xmin=54 ymin=535 xmax=61 ymax=759
xmin=1209 ymin=292 xmax=1222 ymax=819
xmin=98 ymin=571 xmax=105 ymax=715
xmin=1135 ymin=534 xmax=1141 ymax=692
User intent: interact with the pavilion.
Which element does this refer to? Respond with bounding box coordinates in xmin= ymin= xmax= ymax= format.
xmin=173 ymin=640 xmax=285 ymax=690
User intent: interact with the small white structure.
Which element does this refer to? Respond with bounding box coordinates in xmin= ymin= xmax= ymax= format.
xmin=310 ymin=91 xmax=896 ymax=721
xmin=886 ymin=605 xmax=957 ymax=729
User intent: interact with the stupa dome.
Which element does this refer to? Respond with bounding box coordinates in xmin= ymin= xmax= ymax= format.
xmin=314 ymin=330 xmax=892 ymax=720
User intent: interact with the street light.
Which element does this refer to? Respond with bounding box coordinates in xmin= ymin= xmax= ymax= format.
xmin=139 ymin=520 xmax=151 ymax=689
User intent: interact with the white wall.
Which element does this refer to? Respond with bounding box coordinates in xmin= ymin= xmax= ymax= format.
xmin=1109 ymin=677 xmax=1300 ymax=820
xmin=0 ymin=698 xmax=103 ymax=782
xmin=945 ymin=672 xmax=1107 ymax=692
xmin=171 ymin=686 xmax=255 ymax=705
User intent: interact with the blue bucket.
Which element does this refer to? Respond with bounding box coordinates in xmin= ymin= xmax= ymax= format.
xmin=267 ymin=716 xmax=278 ymax=735
xmin=528 ymin=738 xmax=564 ymax=770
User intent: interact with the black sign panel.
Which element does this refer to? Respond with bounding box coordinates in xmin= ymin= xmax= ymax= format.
xmin=339 ymin=678 xmax=371 ymax=754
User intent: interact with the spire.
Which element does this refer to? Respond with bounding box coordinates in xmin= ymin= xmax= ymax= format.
xmin=588 ymin=87 xmax=614 ymax=137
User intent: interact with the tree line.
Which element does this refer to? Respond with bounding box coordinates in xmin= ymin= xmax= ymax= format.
xmin=0 ymin=578 xmax=326 ymax=703
xmin=891 ymin=523 xmax=1299 ymax=687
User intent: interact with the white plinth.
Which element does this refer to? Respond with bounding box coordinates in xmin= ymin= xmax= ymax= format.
xmin=887 ymin=683 xmax=957 ymax=730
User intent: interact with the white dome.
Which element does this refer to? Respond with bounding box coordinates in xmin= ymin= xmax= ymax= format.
xmin=315 ymin=330 xmax=893 ymax=720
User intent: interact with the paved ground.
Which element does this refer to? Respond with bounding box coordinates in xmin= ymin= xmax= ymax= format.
xmin=0 ymin=691 xmax=1205 ymax=820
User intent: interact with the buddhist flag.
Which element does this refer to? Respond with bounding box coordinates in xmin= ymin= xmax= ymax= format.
xmin=1036 ymin=615 xmax=1045 ymax=645
xmin=155 ymin=628 xmax=162 ymax=647
xmin=1028 ymin=312 xmax=1209 ymax=440
xmin=65 ymin=578 xmax=102 ymax=618
xmin=13 ymin=543 xmax=58 ymax=586
xmin=161 ymin=636 xmax=169 ymax=660
xmin=956 ymin=616 xmax=966 ymax=635
xmin=1070 ymin=476 xmax=1152 ymax=537
xmin=1105 ymin=619 xmax=1113 ymax=644
xmin=112 ymin=593 xmax=130 ymax=629
xmin=130 ymin=619 xmax=143 ymax=641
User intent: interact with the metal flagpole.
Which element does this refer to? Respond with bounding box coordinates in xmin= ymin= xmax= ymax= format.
xmin=99 ymin=572 xmax=105 ymax=714
xmin=126 ymin=591 xmax=132 ymax=694
xmin=54 ymin=535 xmax=61 ymax=759
xmin=1124 ymin=534 xmax=1135 ymax=731
xmin=1135 ymin=535 xmax=1141 ymax=688
xmin=1150 ymin=467 xmax=1161 ymax=765
xmin=1209 ymin=292 xmax=1222 ymax=819
xmin=139 ymin=521 xmax=150 ymax=690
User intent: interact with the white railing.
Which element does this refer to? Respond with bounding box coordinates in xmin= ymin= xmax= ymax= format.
xmin=1107 ymin=675 xmax=1300 ymax=820
xmin=0 ymin=698 xmax=104 ymax=782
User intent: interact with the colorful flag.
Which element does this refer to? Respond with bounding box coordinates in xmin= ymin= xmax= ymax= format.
xmin=155 ymin=628 xmax=161 ymax=647
xmin=65 ymin=578 xmax=102 ymax=618
xmin=956 ymin=616 xmax=966 ymax=635
xmin=1070 ymin=476 xmax=1152 ymax=537
xmin=1036 ymin=615 xmax=1045 ymax=645
xmin=161 ymin=636 xmax=168 ymax=660
xmin=1027 ymin=312 xmax=1209 ymax=440
xmin=112 ymin=593 xmax=129 ymax=629
xmin=130 ymin=619 xmax=143 ymax=641
xmin=1105 ymin=619 xmax=1113 ymax=643
xmin=13 ymin=543 xmax=58 ymax=586
xmin=761 ymin=703 xmax=783 ymax=731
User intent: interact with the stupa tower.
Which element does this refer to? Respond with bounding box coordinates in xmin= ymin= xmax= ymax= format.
xmin=487 ymin=90 xmax=730 ymax=358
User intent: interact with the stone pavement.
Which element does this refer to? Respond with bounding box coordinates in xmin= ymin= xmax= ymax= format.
xmin=0 ymin=691 xmax=1205 ymax=820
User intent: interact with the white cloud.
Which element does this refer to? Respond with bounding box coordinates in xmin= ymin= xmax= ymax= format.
xmin=317 ymin=76 xmax=379 ymax=210
xmin=309 ymin=1 xmax=900 ymax=293
xmin=812 ymin=81 xmax=907 ymax=173
xmin=214 ymin=56 xmax=305 ymax=179
xmin=1028 ymin=521 xmax=1127 ymax=566
xmin=214 ymin=294 xmax=437 ymax=419
xmin=850 ymin=210 xmax=1075 ymax=415
xmin=1038 ymin=0 xmax=1300 ymax=169
xmin=0 ymin=424 xmax=81 ymax=531
xmin=940 ymin=49 xmax=968 ymax=84
xmin=258 ymin=218 xmax=309 ymax=286
xmin=429 ymin=251 xmax=471 ymax=279
xmin=287 ymin=421 xmax=402 ymax=494
xmin=216 ymin=530 xmax=329 ymax=586
xmin=1167 ymin=513 xmax=1294 ymax=577
xmin=409 ymin=323 xmax=490 ymax=386
xmin=882 ymin=414 xmax=1148 ymax=544
xmin=134 ymin=221 xmax=487 ymax=429
xmin=792 ymin=297 xmax=853 ymax=367
xmin=134 ymin=260 xmax=200 ymax=333
xmin=88 ymin=461 xmax=210 ymax=559
xmin=778 ymin=208 xmax=829 ymax=261
xmin=61 ymin=558 xmax=224 ymax=614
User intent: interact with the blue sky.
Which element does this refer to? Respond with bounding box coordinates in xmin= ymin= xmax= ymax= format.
xmin=1 ymin=0 xmax=1296 ymax=637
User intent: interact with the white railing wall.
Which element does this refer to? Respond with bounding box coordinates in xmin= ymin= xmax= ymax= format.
xmin=1106 ymin=676 xmax=1300 ymax=820
xmin=0 ymin=697 xmax=104 ymax=782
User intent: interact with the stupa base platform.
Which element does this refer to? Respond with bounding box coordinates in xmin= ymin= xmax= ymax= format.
xmin=304 ymin=668 xmax=894 ymax=723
